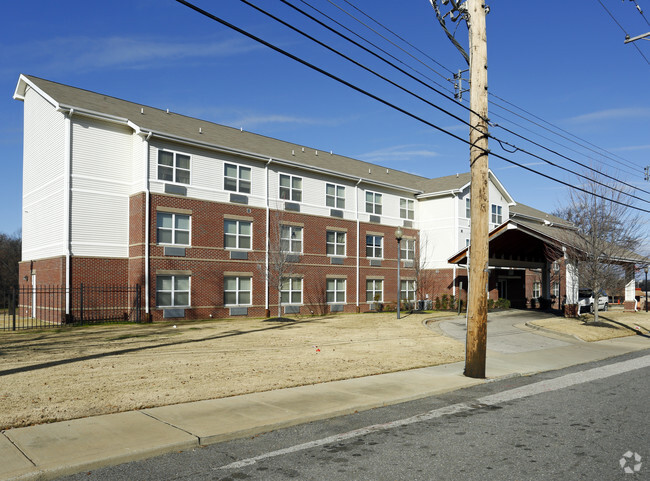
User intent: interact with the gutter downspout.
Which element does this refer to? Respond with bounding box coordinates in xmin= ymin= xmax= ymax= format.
xmin=355 ymin=178 xmax=362 ymax=311
xmin=63 ymin=109 xmax=74 ymax=316
xmin=144 ymin=131 xmax=152 ymax=316
xmin=265 ymin=159 xmax=272 ymax=315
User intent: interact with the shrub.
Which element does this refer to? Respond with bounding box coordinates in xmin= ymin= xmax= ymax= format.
xmin=435 ymin=296 xmax=441 ymax=310
xmin=441 ymin=294 xmax=449 ymax=310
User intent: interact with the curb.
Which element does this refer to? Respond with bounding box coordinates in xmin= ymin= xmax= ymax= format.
xmin=523 ymin=321 xmax=585 ymax=342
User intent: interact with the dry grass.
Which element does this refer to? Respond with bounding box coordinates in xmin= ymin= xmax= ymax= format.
xmin=530 ymin=309 xmax=650 ymax=342
xmin=0 ymin=311 xmax=463 ymax=430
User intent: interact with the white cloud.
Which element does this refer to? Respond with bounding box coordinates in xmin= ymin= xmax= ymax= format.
xmin=357 ymin=144 xmax=440 ymax=163
xmin=612 ymin=144 xmax=650 ymax=152
xmin=566 ymin=107 xmax=650 ymax=124
xmin=2 ymin=35 xmax=260 ymax=74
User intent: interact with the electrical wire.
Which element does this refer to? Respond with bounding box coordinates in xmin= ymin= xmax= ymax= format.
xmin=265 ymin=0 xmax=650 ymax=201
xmin=173 ymin=0 xmax=650 ymax=214
xmin=598 ymin=0 xmax=650 ymax=65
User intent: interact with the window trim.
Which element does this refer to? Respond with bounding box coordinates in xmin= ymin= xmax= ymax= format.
xmin=156 ymin=274 xmax=190 ymax=307
xmin=224 ymin=276 xmax=252 ymax=306
xmin=325 ymin=183 xmax=346 ymax=209
xmin=281 ymin=277 xmax=303 ymax=305
xmin=157 ymin=149 xmax=190 ymax=185
xmin=400 ymin=198 xmax=414 ymax=220
xmin=157 ymin=212 xmax=191 ymax=246
xmin=491 ymin=204 xmax=503 ymax=224
xmin=224 ymin=162 xmax=252 ymax=194
xmin=326 ymin=230 xmax=346 ymax=257
xmin=465 ymin=197 xmax=471 ymax=219
xmin=280 ymin=225 xmax=303 ymax=254
xmin=532 ymin=281 xmax=541 ymax=298
xmin=400 ymin=279 xmax=416 ymax=302
xmin=224 ymin=219 xmax=252 ymax=250
xmin=400 ymin=238 xmax=415 ymax=261
xmin=366 ymin=278 xmax=384 ymax=303
xmin=552 ymin=281 xmax=560 ymax=298
xmin=279 ymin=173 xmax=303 ymax=202
xmin=366 ymin=234 xmax=383 ymax=259
xmin=326 ymin=278 xmax=346 ymax=304
xmin=365 ymin=191 xmax=382 ymax=215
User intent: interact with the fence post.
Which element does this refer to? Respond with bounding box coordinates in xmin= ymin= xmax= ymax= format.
xmin=12 ymin=285 xmax=17 ymax=331
xmin=79 ymin=283 xmax=84 ymax=326
xmin=136 ymin=284 xmax=141 ymax=323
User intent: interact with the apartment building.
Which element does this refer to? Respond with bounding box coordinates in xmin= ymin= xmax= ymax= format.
xmin=14 ymin=75 xmax=524 ymax=321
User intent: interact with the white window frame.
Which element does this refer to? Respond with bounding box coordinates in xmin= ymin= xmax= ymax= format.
xmin=281 ymin=277 xmax=303 ymax=304
xmin=157 ymin=212 xmax=191 ymax=246
xmin=224 ymin=163 xmax=251 ymax=194
xmin=365 ymin=191 xmax=382 ymax=215
xmin=552 ymin=282 xmax=560 ymax=298
xmin=157 ymin=150 xmax=190 ymax=185
xmin=401 ymin=238 xmax=415 ymax=261
xmin=366 ymin=235 xmax=383 ymax=259
xmin=533 ymin=281 xmax=541 ymax=298
xmin=224 ymin=219 xmax=252 ymax=250
xmin=326 ymin=278 xmax=346 ymax=304
xmin=281 ymin=225 xmax=303 ymax=254
xmin=156 ymin=275 xmax=190 ymax=307
xmin=465 ymin=197 xmax=471 ymax=219
xmin=279 ymin=174 xmax=302 ymax=202
xmin=224 ymin=276 xmax=252 ymax=306
xmin=366 ymin=279 xmax=383 ymax=302
xmin=400 ymin=198 xmax=414 ymax=220
xmin=326 ymin=230 xmax=346 ymax=256
xmin=491 ymin=204 xmax=503 ymax=224
xmin=326 ymin=183 xmax=345 ymax=209
xmin=401 ymin=279 xmax=416 ymax=302
xmin=553 ymin=260 xmax=560 ymax=272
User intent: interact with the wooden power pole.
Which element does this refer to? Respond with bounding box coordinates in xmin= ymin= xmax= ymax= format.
xmin=465 ymin=0 xmax=489 ymax=379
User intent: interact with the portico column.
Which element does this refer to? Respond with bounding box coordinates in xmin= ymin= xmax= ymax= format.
xmin=624 ymin=265 xmax=636 ymax=311
xmin=541 ymin=260 xmax=550 ymax=300
xmin=565 ymin=259 xmax=579 ymax=305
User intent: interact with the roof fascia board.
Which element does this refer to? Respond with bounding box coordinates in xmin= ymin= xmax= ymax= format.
xmin=416 ymin=188 xmax=463 ymax=200
xmin=13 ymin=74 xmax=59 ymax=108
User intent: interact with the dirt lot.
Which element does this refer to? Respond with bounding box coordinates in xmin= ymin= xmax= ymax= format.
xmin=530 ymin=309 xmax=650 ymax=342
xmin=0 ymin=311 xmax=463 ymax=430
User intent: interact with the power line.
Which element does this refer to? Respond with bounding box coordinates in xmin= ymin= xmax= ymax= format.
xmin=598 ymin=0 xmax=650 ymax=65
xmin=266 ymin=0 xmax=650 ymax=200
xmin=173 ymin=0 xmax=650 ymax=214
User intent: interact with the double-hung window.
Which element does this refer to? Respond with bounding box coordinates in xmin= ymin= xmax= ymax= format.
xmin=224 ymin=163 xmax=251 ymax=193
xmin=491 ymin=204 xmax=503 ymax=224
xmin=465 ymin=197 xmax=471 ymax=219
xmin=366 ymin=235 xmax=383 ymax=258
xmin=552 ymin=282 xmax=560 ymax=298
xmin=157 ymin=213 xmax=190 ymax=245
xmin=326 ymin=279 xmax=346 ymax=303
xmin=533 ymin=281 xmax=541 ymax=298
xmin=401 ymin=239 xmax=415 ymax=261
xmin=156 ymin=275 xmax=190 ymax=307
xmin=400 ymin=199 xmax=414 ymax=220
xmin=224 ymin=276 xmax=252 ymax=306
xmin=279 ymin=174 xmax=302 ymax=202
xmin=326 ymin=231 xmax=346 ymax=256
xmin=401 ymin=280 xmax=416 ymax=301
xmin=366 ymin=279 xmax=383 ymax=302
xmin=224 ymin=220 xmax=252 ymax=250
xmin=281 ymin=225 xmax=302 ymax=253
xmin=158 ymin=150 xmax=190 ymax=184
xmin=326 ymin=184 xmax=345 ymax=209
xmin=281 ymin=277 xmax=302 ymax=304
xmin=365 ymin=191 xmax=382 ymax=215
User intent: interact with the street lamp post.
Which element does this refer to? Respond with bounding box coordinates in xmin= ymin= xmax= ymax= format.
xmin=643 ymin=266 xmax=648 ymax=312
xmin=395 ymin=227 xmax=403 ymax=320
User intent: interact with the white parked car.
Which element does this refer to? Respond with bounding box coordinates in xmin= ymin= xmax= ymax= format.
xmin=577 ymin=289 xmax=608 ymax=314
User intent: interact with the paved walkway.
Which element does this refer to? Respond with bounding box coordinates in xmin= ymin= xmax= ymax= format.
xmin=2 ymin=313 xmax=648 ymax=481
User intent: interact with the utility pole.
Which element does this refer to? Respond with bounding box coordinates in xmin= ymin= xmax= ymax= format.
xmin=465 ymin=0 xmax=489 ymax=379
xmin=429 ymin=0 xmax=489 ymax=378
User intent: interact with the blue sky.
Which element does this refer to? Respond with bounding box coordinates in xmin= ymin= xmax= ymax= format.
xmin=2 ymin=0 xmax=649 ymax=238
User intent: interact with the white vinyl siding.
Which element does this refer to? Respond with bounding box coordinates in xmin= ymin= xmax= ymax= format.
xmin=21 ymin=88 xmax=66 ymax=259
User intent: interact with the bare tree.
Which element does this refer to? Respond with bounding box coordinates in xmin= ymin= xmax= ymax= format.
xmin=413 ymin=232 xmax=435 ymax=308
xmin=553 ymin=170 xmax=643 ymax=323
xmin=0 ymin=231 xmax=21 ymax=293
xmin=259 ymin=209 xmax=298 ymax=319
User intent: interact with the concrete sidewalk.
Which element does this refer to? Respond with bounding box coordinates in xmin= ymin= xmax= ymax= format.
xmin=1 ymin=328 xmax=648 ymax=481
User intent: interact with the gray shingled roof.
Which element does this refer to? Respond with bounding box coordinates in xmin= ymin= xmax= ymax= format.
xmin=417 ymin=172 xmax=471 ymax=194
xmin=510 ymin=202 xmax=572 ymax=227
xmin=19 ymin=75 xmax=436 ymax=193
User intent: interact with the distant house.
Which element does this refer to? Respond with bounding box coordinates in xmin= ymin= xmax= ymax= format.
xmin=13 ymin=75 xmax=643 ymax=321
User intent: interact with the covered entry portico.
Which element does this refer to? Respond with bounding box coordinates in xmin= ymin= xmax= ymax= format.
xmin=448 ymin=218 xmax=643 ymax=314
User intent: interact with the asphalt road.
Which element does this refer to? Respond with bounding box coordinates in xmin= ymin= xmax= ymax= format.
xmin=59 ymin=349 xmax=650 ymax=481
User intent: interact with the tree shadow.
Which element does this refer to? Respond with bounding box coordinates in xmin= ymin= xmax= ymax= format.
xmin=0 ymin=318 xmax=315 ymax=377
xmin=586 ymin=315 xmax=650 ymax=339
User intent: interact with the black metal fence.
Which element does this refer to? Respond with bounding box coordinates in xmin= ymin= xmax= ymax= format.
xmin=0 ymin=284 xmax=142 ymax=330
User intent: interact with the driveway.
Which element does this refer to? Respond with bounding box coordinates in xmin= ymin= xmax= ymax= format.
xmin=436 ymin=310 xmax=574 ymax=354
